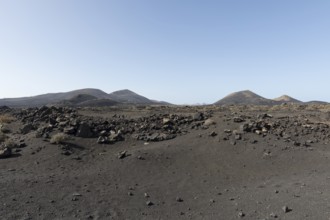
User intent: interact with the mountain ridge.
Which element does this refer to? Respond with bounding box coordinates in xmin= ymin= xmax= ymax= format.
xmin=273 ymin=95 xmax=302 ymax=103
xmin=0 ymin=89 xmax=328 ymax=107
xmin=108 ymin=89 xmax=153 ymax=104
xmin=0 ymin=88 xmax=168 ymax=107
xmin=214 ymin=90 xmax=276 ymax=106
xmin=214 ymin=90 xmax=327 ymax=106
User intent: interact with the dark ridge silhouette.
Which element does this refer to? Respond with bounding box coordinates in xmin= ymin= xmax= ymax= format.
xmin=214 ymin=90 xmax=276 ymax=105
xmin=0 ymin=88 xmax=170 ymax=107
xmin=108 ymin=89 xmax=154 ymax=104
xmin=273 ymin=95 xmax=302 ymax=103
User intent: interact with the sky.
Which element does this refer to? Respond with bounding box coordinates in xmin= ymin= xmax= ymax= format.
xmin=0 ymin=0 xmax=330 ymax=104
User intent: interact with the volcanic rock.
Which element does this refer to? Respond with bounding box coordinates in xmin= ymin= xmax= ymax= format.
xmin=20 ymin=123 xmax=35 ymax=134
xmin=117 ymin=151 xmax=128 ymax=159
xmin=0 ymin=147 xmax=12 ymax=159
xmin=204 ymin=119 xmax=216 ymax=126
xmin=76 ymin=123 xmax=93 ymax=138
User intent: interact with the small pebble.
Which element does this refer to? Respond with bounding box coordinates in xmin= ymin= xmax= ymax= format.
xmin=176 ymin=197 xmax=184 ymax=202
xmin=238 ymin=211 xmax=245 ymax=217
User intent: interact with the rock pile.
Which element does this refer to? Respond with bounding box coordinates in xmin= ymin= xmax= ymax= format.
xmin=228 ymin=113 xmax=330 ymax=147
xmin=14 ymin=106 xmax=213 ymax=145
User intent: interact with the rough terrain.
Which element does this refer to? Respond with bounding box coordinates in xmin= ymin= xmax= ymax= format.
xmin=1 ymin=104 xmax=330 ymax=219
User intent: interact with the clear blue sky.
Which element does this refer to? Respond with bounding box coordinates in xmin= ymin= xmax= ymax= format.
xmin=1 ymin=0 xmax=329 ymax=104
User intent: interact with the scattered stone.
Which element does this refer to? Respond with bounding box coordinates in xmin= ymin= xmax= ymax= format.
xmin=18 ymin=142 xmax=26 ymax=149
xmin=143 ymin=132 xmax=176 ymax=142
xmin=63 ymin=127 xmax=76 ymax=135
xmin=72 ymin=156 xmax=82 ymax=160
xmin=238 ymin=211 xmax=245 ymax=217
xmin=109 ymin=131 xmax=124 ymax=142
xmin=117 ymin=151 xmax=128 ymax=159
xmin=176 ymin=197 xmax=184 ymax=202
xmin=262 ymin=127 xmax=268 ymax=133
xmin=210 ymin=131 xmax=217 ymax=137
xmin=233 ymin=117 xmax=245 ymax=123
xmin=192 ymin=112 xmax=204 ymax=121
xmin=62 ymin=150 xmax=72 ymax=156
xmin=163 ymin=118 xmax=172 ymax=125
xmin=224 ymin=129 xmax=232 ymax=133
xmin=72 ymin=193 xmax=82 ymax=197
xmin=282 ymin=205 xmax=291 ymax=213
xmin=137 ymin=155 xmax=145 ymax=160
xmin=204 ymin=119 xmax=216 ymax=126
xmin=293 ymin=141 xmax=301 ymax=146
xmin=97 ymin=136 xmax=109 ymax=144
xmin=20 ymin=123 xmax=35 ymax=134
xmin=258 ymin=113 xmax=273 ymax=119
xmin=0 ymin=147 xmax=12 ymax=159
xmin=146 ymin=201 xmax=153 ymax=206
xmin=234 ymin=134 xmax=242 ymax=140
xmin=239 ymin=124 xmax=250 ymax=132
xmin=306 ymin=140 xmax=313 ymax=144
xmin=270 ymin=213 xmax=278 ymax=218
xmin=147 ymin=133 xmax=160 ymax=141
xmin=76 ymin=123 xmax=93 ymax=138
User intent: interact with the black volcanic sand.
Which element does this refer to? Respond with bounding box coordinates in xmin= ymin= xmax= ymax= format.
xmin=1 ymin=105 xmax=330 ymax=219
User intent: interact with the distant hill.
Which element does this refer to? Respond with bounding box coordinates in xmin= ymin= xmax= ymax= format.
xmin=57 ymin=94 xmax=98 ymax=106
xmin=0 ymin=88 xmax=109 ymax=107
xmin=108 ymin=89 xmax=154 ymax=104
xmin=77 ymin=99 xmax=120 ymax=107
xmin=0 ymin=88 xmax=170 ymax=107
xmin=214 ymin=90 xmax=328 ymax=106
xmin=214 ymin=90 xmax=276 ymax=105
xmin=304 ymin=101 xmax=329 ymax=105
xmin=150 ymin=100 xmax=172 ymax=105
xmin=273 ymin=95 xmax=302 ymax=103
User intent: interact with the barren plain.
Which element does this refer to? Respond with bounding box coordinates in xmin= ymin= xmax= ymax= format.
xmin=1 ymin=104 xmax=330 ymax=219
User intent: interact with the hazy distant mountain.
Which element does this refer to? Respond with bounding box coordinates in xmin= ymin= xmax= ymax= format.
xmin=0 ymin=88 xmax=169 ymax=107
xmin=1 ymin=88 xmax=326 ymax=107
xmin=214 ymin=90 xmax=276 ymax=105
xmin=77 ymin=99 xmax=120 ymax=107
xmin=108 ymin=89 xmax=154 ymax=104
xmin=305 ymin=101 xmax=329 ymax=105
xmin=214 ymin=90 xmax=328 ymax=106
xmin=57 ymin=94 xmax=98 ymax=106
xmin=150 ymin=100 xmax=172 ymax=105
xmin=0 ymin=88 xmax=109 ymax=107
xmin=273 ymin=95 xmax=302 ymax=103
